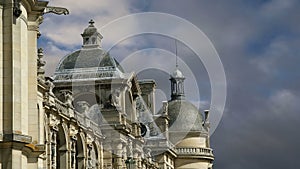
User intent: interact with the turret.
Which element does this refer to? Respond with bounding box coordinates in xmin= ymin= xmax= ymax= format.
xmin=169 ymin=68 xmax=185 ymax=100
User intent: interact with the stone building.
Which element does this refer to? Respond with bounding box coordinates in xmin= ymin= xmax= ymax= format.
xmin=0 ymin=0 xmax=214 ymax=168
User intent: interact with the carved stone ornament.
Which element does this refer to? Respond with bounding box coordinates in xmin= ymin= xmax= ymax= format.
xmin=49 ymin=114 xmax=60 ymax=131
xmin=13 ymin=0 xmax=22 ymax=18
xmin=37 ymin=48 xmax=46 ymax=79
xmin=77 ymin=101 xmax=90 ymax=117
xmin=143 ymin=148 xmax=152 ymax=158
xmin=44 ymin=6 xmax=69 ymax=15
xmin=86 ymin=133 xmax=94 ymax=146
xmin=45 ymin=77 xmax=55 ymax=95
xmin=162 ymin=101 xmax=168 ymax=116
xmin=127 ymin=140 xmax=133 ymax=158
xmin=111 ymin=88 xmax=121 ymax=109
xmin=69 ymin=125 xmax=78 ymax=140
xmin=60 ymin=90 xmax=74 ymax=108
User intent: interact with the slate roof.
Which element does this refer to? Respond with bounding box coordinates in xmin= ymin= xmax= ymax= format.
xmin=166 ymin=99 xmax=204 ymax=132
xmin=56 ymin=48 xmax=124 ymax=71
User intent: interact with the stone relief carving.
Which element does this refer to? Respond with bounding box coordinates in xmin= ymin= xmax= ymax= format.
xmin=54 ymin=71 xmax=115 ymax=81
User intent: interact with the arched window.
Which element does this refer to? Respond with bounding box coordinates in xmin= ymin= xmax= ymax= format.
xmin=57 ymin=125 xmax=67 ymax=168
xmin=76 ymin=134 xmax=85 ymax=168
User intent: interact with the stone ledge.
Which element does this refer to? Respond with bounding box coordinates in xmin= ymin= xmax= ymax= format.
xmin=23 ymin=143 xmax=45 ymax=158
xmin=2 ymin=133 xmax=32 ymax=143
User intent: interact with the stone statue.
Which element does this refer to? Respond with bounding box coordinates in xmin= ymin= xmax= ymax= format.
xmin=88 ymin=104 xmax=102 ymax=124
xmin=60 ymin=90 xmax=73 ymax=108
xmin=111 ymin=89 xmax=121 ymax=109
xmin=37 ymin=48 xmax=46 ymax=79
xmin=148 ymin=122 xmax=159 ymax=136
xmin=104 ymin=89 xmax=121 ymax=110
xmin=77 ymin=101 xmax=90 ymax=118
xmin=70 ymin=140 xmax=76 ymax=169
xmin=45 ymin=77 xmax=55 ymax=95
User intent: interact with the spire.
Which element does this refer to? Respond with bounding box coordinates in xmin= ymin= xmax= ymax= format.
xmin=81 ymin=19 xmax=103 ymax=48
xmin=175 ymin=39 xmax=178 ymax=68
xmin=170 ymin=39 xmax=185 ymax=100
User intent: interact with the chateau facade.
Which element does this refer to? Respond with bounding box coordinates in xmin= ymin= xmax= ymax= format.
xmin=0 ymin=1 xmax=214 ymax=169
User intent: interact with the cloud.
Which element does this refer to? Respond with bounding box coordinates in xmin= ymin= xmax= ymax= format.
xmin=42 ymin=41 xmax=70 ymax=76
xmin=269 ymin=89 xmax=299 ymax=116
xmin=212 ymin=88 xmax=300 ymax=169
xmin=41 ymin=0 xmax=133 ymax=47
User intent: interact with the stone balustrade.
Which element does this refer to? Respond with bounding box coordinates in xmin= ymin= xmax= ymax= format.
xmin=176 ymin=147 xmax=214 ymax=157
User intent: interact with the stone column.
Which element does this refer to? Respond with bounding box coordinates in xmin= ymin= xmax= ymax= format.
xmin=68 ymin=124 xmax=78 ymax=169
xmin=50 ymin=130 xmax=57 ymax=169
xmin=133 ymin=149 xmax=142 ymax=169
xmin=0 ymin=1 xmax=3 ymax=135
xmin=112 ymin=142 xmax=124 ymax=169
xmin=70 ymin=139 xmax=77 ymax=169
xmin=97 ymin=141 xmax=104 ymax=169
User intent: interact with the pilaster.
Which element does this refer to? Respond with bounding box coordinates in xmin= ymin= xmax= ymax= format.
xmin=1 ymin=2 xmax=31 ymax=168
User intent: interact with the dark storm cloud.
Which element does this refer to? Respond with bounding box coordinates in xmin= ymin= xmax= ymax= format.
xmin=144 ymin=0 xmax=300 ymax=169
xmin=41 ymin=0 xmax=300 ymax=168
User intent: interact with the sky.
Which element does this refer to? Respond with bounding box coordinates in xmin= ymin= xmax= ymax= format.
xmin=39 ymin=0 xmax=300 ymax=168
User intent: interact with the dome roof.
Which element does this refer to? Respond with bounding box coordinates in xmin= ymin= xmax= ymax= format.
xmin=171 ymin=68 xmax=184 ymax=78
xmin=159 ymin=100 xmax=204 ymax=132
xmin=53 ymin=20 xmax=124 ymax=82
xmin=56 ymin=48 xmax=123 ymax=71
xmin=53 ymin=48 xmax=124 ymax=81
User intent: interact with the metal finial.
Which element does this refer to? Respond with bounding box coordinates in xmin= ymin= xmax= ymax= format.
xmin=89 ymin=19 xmax=95 ymax=26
